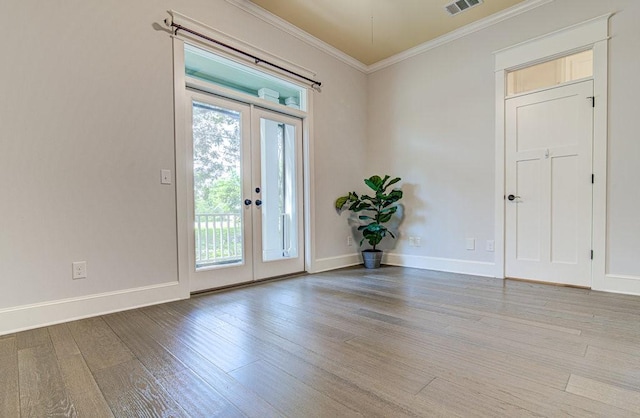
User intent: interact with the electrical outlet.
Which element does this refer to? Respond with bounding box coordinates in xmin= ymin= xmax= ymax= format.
xmin=72 ymin=261 xmax=87 ymax=279
xmin=161 ymin=169 xmax=172 ymax=185
xmin=466 ymin=238 xmax=475 ymax=251
xmin=409 ymin=237 xmax=415 ymax=246
xmin=415 ymin=237 xmax=421 ymax=247
xmin=347 ymin=236 xmax=353 ymax=246
xmin=486 ymin=240 xmax=495 ymax=252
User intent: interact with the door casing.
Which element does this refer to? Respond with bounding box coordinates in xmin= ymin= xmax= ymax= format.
xmin=172 ymin=37 xmax=315 ymax=296
xmin=493 ymin=15 xmax=610 ymax=289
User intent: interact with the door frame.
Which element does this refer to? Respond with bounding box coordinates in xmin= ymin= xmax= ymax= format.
xmin=493 ymin=14 xmax=611 ymax=289
xmin=172 ymin=37 xmax=316 ymax=295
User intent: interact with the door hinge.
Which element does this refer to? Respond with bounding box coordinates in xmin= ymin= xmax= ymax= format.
xmin=588 ymin=96 xmax=595 ymax=107
xmin=592 ymin=174 xmax=595 ymax=184
xmin=591 ymin=250 xmax=594 ymax=260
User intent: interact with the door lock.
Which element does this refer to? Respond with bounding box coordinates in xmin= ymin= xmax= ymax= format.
xmin=255 ymin=199 xmax=263 ymax=207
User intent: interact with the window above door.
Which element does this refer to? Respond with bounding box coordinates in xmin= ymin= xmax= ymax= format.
xmin=506 ymin=49 xmax=593 ymax=96
xmin=184 ymin=44 xmax=307 ymax=111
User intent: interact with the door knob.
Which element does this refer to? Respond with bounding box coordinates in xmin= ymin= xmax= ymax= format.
xmin=507 ymin=194 xmax=521 ymax=201
xmin=255 ymin=199 xmax=262 ymax=207
xmin=244 ymin=199 xmax=252 ymax=206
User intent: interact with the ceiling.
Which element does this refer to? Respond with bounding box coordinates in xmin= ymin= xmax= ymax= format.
xmin=249 ymin=0 xmax=528 ymax=65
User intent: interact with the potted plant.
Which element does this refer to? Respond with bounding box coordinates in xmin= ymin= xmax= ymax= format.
xmin=335 ymin=175 xmax=403 ymax=269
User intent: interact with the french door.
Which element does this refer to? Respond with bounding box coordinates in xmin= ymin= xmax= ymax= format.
xmin=505 ymin=80 xmax=593 ymax=287
xmin=186 ymin=91 xmax=304 ymax=292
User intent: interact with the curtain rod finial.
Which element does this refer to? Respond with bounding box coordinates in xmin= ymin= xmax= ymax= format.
xmin=164 ymin=17 xmax=173 ymax=27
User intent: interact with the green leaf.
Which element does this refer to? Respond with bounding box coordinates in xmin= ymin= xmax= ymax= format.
xmin=380 ymin=206 xmax=398 ymax=214
xmin=378 ymin=212 xmax=393 ymax=223
xmin=386 ymin=177 xmax=401 ymax=188
xmin=358 ymin=215 xmax=373 ymax=220
xmin=335 ymin=195 xmax=349 ymax=211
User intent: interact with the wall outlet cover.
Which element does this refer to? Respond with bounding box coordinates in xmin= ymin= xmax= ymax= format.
xmin=72 ymin=261 xmax=87 ymax=279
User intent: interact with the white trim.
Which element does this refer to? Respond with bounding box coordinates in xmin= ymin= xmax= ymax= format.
xmin=185 ymin=76 xmax=308 ymax=119
xmin=369 ymin=0 xmax=554 ymax=73
xmin=225 ymin=0 xmax=553 ymax=74
xmin=596 ymin=275 xmax=640 ymax=296
xmin=494 ymin=15 xmax=611 ymax=287
xmin=304 ymin=91 xmax=316 ymax=274
xmin=384 ymin=254 xmax=497 ymax=278
xmin=590 ymin=39 xmax=609 ymax=293
xmin=311 ymin=254 xmax=362 ymax=274
xmin=223 ymin=0 xmax=368 ymax=73
xmin=494 ymin=14 xmax=612 ymax=71
xmin=168 ymin=10 xmax=320 ymax=80
xmin=494 ymin=69 xmax=506 ymax=279
xmin=0 ymin=282 xmax=183 ymax=336
xmin=173 ymin=37 xmax=191 ymax=300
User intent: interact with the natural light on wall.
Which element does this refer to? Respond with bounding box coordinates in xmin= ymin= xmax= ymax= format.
xmin=506 ymin=50 xmax=593 ymax=96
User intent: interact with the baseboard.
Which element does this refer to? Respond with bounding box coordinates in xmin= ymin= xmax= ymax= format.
xmin=311 ymin=254 xmax=362 ymax=273
xmin=312 ymin=252 xmax=497 ymax=278
xmin=591 ymin=274 xmax=640 ymax=296
xmin=383 ymin=253 xmax=497 ymax=277
xmin=0 ymin=282 xmax=186 ymax=336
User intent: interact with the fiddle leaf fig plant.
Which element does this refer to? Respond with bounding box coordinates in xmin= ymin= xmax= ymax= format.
xmin=335 ymin=175 xmax=403 ymax=251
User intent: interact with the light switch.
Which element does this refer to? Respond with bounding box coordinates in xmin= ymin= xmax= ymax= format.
xmin=466 ymin=238 xmax=475 ymax=251
xmin=161 ymin=169 xmax=172 ymax=185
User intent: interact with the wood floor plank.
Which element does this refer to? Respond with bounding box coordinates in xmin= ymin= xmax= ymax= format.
xmin=158 ymin=369 xmax=246 ymax=418
xmin=418 ymin=377 xmax=541 ymax=417
xmin=230 ymin=359 xmax=362 ymax=417
xmin=0 ymin=337 xmax=19 ymax=417
xmin=48 ymin=323 xmax=80 ymax=359
xmin=93 ymin=359 xmax=189 ymax=418
xmin=213 ymin=312 xmax=448 ymax=416
xmin=18 ymin=345 xmax=76 ymax=417
xmin=218 ymin=310 xmax=436 ymax=395
xmin=566 ymin=374 xmax=640 ymax=414
xmin=58 ymin=354 xmax=114 ymax=417
xmin=16 ymin=327 xmax=51 ymax=350
xmin=103 ymin=311 xmax=188 ymax=379
xmin=137 ymin=306 xmax=284 ymax=418
xmin=67 ymin=316 xmax=134 ymax=372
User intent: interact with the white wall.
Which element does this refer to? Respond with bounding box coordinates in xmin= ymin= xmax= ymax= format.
xmin=3 ymin=0 xmax=639 ymax=334
xmin=367 ymin=0 xmax=640 ymax=286
xmin=0 ymin=0 xmax=367 ymax=333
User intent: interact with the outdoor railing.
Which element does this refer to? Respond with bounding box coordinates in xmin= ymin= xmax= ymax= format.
xmin=195 ymin=213 xmax=242 ymax=267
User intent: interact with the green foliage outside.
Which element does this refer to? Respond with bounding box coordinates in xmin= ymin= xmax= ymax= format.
xmin=192 ymin=102 xmax=243 ymax=263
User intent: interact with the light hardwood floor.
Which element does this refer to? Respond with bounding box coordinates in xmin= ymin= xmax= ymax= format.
xmin=3 ymin=266 xmax=640 ymax=417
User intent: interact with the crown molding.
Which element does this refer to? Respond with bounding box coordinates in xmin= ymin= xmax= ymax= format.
xmin=368 ymin=0 xmax=554 ymax=73
xmin=225 ymin=0 xmax=369 ymax=73
xmin=226 ymin=0 xmax=554 ymax=75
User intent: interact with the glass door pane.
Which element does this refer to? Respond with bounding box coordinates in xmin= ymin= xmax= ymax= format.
xmin=192 ymin=101 xmax=244 ymax=268
xmin=252 ymin=108 xmax=304 ymax=280
xmin=260 ymin=118 xmax=298 ymax=261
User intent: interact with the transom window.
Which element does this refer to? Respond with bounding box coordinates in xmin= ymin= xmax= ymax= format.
xmin=506 ymin=50 xmax=593 ymax=96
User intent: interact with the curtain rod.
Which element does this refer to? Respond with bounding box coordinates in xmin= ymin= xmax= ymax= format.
xmin=164 ymin=19 xmax=322 ymax=90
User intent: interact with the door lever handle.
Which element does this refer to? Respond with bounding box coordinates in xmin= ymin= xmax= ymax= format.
xmin=255 ymin=199 xmax=262 ymax=207
xmin=507 ymin=194 xmax=521 ymax=201
xmin=244 ymin=199 xmax=252 ymax=206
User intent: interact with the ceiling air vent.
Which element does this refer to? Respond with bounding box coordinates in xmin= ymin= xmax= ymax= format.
xmin=444 ymin=0 xmax=483 ymax=16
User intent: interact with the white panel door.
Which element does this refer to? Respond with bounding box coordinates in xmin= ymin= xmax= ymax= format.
xmin=505 ymin=81 xmax=593 ymax=287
